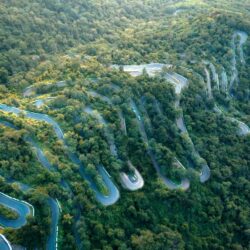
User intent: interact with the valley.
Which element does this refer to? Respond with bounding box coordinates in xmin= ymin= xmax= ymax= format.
xmin=0 ymin=0 xmax=249 ymax=249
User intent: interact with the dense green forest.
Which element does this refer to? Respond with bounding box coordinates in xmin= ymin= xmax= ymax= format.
xmin=0 ymin=0 xmax=249 ymax=249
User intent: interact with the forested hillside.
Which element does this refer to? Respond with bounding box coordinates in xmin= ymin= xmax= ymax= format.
xmin=0 ymin=0 xmax=249 ymax=250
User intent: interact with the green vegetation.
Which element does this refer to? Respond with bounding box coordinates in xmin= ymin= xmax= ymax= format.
xmin=0 ymin=204 xmax=19 ymax=220
xmin=0 ymin=0 xmax=249 ymax=249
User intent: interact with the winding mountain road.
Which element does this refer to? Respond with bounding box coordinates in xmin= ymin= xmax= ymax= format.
xmin=208 ymin=62 xmax=220 ymax=91
xmin=86 ymin=87 xmax=144 ymax=189
xmin=0 ymin=103 xmax=120 ymax=206
xmin=235 ymin=31 xmax=248 ymax=64
xmin=0 ymin=192 xmax=33 ymax=229
xmin=230 ymin=31 xmax=248 ymax=92
xmin=220 ymin=67 xmax=228 ymax=93
xmin=164 ymin=71 xmax=211 ymax=183
xmin=130 ymin=99 xmax=190 ymax=190
xmin=0 ymin=234 xmax=12 ymax=250
xmin=204 ymin=67 xmax=213 ymax=99
xmin=46 ymin=198 xmax=60 ymax=250
xmin=120 ymin=161 xmax=144 ymax=191
xmin=83 ymin=106 xmax=144 ymax=191
xmin=214 ymin=105 xmax=250 ymax=136
xmin=23 ymin=81 xmax=66 ymax=98
xmin=203 ymin=58 xmax=250 ymax=137
xmin=0 ymin=120 xmax=60 ymax=250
